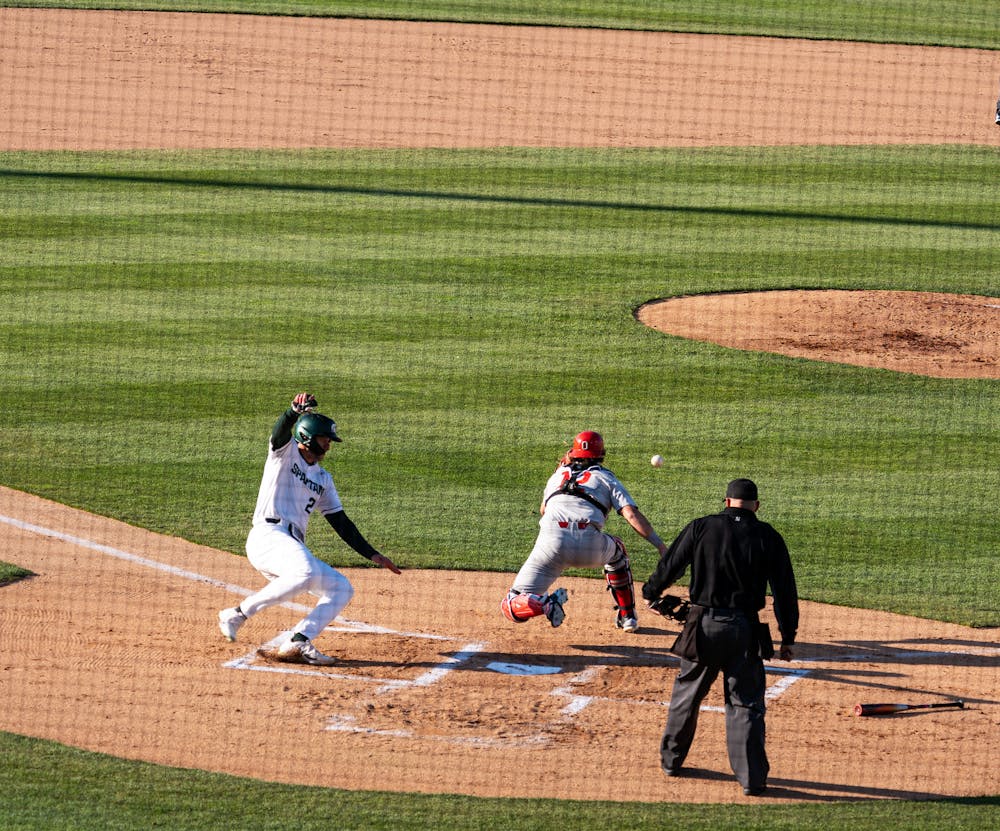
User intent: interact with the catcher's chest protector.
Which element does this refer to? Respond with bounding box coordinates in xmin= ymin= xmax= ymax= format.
xmin=545 ymin=467 xmax=611 ymax=515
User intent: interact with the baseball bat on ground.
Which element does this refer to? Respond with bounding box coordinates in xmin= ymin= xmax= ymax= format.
xmin=854 ymin=700 xmax=964 ymax=716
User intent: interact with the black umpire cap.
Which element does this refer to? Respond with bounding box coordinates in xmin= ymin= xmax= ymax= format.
xmin=726 ymin=478 xmax=758 ymax=500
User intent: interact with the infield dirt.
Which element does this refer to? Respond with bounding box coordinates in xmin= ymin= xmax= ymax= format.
xmin=0 ymin=8 xmax=997 ymax=804
xmin=1 ymin=487 xmax=998 ymax=803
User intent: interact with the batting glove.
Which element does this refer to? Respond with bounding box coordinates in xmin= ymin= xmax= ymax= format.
xmin=292 ymin=392 xmax=318 ymax=413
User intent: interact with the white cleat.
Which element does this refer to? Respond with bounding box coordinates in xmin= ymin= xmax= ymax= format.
xmin=618 ymin=615 xmax=639 ymax=633
xmin=218 ymin=607 xmax=246 ymax=642
xmin=276 ymin=638 xmax=337 ymax=666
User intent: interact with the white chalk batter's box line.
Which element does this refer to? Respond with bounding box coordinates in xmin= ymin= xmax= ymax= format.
xmin=226 ymin=633 xmax=809 ymax=701
xmin=226 ymin=630 xmax=817 ymax=751
xmin=223 ymin=635 xmax=489 ymax=695
xmin=6 ymin=513 xmax=995 ymax=745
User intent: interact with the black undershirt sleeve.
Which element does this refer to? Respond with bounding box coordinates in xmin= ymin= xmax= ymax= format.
xmin=270 ymin=408 xmax=299 ymax=450
xmin=324 ymin=510 xmax=380 ymax=561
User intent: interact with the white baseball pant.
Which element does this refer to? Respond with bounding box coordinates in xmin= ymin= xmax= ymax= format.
xmin=242 ymin=523 xmax=354 ymax=640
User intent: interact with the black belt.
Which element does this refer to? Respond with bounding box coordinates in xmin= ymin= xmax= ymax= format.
xmin=703 ymin=607 xmax=749 ymax=618
xmin=265 ymin=517 xmax=304 ymax=543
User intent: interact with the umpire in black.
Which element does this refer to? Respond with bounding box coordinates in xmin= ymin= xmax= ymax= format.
xmin=641 ymin=478 xmax=798 ymax=797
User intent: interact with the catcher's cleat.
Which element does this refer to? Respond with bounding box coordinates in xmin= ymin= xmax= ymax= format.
xmin=276 ymin=638 xmax=337 ymax=666
xmin=544 ymin=588 xmax=568 ymax=628
xmin=218 ymin=607 xmax=247 ymax=642
xmin=617 ymin=613 xmax=639 ymax=633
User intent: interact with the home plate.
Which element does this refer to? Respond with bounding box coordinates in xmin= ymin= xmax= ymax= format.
xmin=487 ymin=661 xmax=562 ymax=676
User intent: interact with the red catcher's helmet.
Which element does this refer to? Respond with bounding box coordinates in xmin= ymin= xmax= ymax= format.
xmin=569 ymin=430 xmax=605 ymax=460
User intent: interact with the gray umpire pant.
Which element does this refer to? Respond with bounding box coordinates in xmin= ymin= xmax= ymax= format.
xmin=660 ymin=608 xmax=769 ymax=790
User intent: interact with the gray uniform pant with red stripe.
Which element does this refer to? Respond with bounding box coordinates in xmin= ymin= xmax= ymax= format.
xmin=660 ymin=609 xmax=769 ymax=791
xmin=512 ymin=522 xmax=620 ymax=595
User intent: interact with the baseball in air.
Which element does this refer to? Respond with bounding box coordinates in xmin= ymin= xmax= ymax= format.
xmin=650 ymin=454 xmax=665 ymax=468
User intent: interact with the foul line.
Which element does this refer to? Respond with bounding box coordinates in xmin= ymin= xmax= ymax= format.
xmin=0 ymin=512 xmax=450 ymax=641
xmin=1 ymin=513 xmax=248 ymax=595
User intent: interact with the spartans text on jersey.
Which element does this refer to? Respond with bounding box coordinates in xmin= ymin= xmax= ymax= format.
xmin=290 ymin=462 xmax=326 ymax=495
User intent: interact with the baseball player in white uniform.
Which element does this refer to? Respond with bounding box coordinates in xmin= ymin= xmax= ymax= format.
xmin=218 ymin=393 xmax=401 ymax=665
xmin=501 ymin=431 xmax=670 ymax=632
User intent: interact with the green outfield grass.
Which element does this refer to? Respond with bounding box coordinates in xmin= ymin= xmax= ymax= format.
xmin=2 ymin=146 xmax=997 ymax=627
xmin=7 ymin=0 xmax=1000 ymax=49
xmin=2 ymin=732 xmax=998 ymax=831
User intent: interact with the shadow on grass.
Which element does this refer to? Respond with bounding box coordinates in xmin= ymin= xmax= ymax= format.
xmin=2 ymin=168 xmax=998 ymax=232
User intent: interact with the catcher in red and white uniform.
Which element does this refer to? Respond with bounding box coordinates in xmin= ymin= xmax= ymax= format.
xmin=501 ymin=431 xmax=670 ymax=632
xmin=218 ymin=393 xmax=401 ymax=665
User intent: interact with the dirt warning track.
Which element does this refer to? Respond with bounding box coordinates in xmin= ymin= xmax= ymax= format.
xmin=2 ymin=8 xmax=999 ymax=150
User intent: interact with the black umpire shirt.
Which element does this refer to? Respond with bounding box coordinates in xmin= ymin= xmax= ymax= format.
xmin=642 ymin=507 xmax=799 ymax=646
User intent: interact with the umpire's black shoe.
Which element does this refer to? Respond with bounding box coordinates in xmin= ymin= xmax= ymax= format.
xmin=743 ymin=785 xmax=767 ymax=796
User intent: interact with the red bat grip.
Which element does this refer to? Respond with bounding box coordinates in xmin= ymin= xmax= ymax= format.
xmin=855 ymin=703 xmax=905 ymax=716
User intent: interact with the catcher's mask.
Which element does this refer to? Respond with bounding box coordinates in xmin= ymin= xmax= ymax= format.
xmin=569 ymin=430 xmax=605 ymax=461
xmin=293 ymin=412 xmax=342 ymax=457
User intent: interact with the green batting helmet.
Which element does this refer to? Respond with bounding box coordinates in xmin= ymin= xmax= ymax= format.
xmin=293 ymin=412 xmax=342 ymax=455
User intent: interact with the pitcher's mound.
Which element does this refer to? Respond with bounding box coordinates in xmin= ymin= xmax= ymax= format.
xmin=637 ymin=290 xmax=999 ymax=378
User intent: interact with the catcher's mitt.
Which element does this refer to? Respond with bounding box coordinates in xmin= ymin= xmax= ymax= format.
xmin=649 ymin=594 xmax=691 ymax=622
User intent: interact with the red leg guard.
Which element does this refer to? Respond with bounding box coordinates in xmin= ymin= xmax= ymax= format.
xmin=501 ymin=590 xmax=546 ymax=622
xmin=604 ymin=542 xmax=635 ymax=617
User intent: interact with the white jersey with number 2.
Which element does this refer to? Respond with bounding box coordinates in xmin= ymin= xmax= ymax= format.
xmin=251 ymin=438 xmax=343 ymax=534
